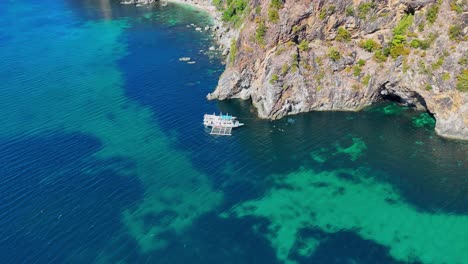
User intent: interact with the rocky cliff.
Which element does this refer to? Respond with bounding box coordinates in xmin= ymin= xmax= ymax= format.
xmin=205 ymin=0 xmax=468 ymax=140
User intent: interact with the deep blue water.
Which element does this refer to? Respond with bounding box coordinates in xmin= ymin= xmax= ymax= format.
xmin=0 ymin=1 xmax=467 ymax=263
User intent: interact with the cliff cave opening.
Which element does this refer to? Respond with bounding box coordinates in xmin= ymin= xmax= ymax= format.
xmin=380 ymin=91 xmax=404 ymax=104
xmin=378 ymin=87 xmax=436 ymax=120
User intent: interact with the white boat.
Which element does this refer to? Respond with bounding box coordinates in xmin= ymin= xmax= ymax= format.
xmin=203 ymin=113 xmax=244 ymax=135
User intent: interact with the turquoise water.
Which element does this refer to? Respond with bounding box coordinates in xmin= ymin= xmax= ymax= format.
xmin=0 ymin=1 xmax=467 ymax=263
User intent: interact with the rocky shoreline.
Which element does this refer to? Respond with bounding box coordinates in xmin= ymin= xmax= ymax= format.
xmin=121 ymin=0 xmax=237 ymax=54
xmin=206 ymin=0 xmax=468 ymax=140
xmin=123 ymin=0 xmax=467 ymax=140
xmin=166 ymin=0 xmax=237 ymax=50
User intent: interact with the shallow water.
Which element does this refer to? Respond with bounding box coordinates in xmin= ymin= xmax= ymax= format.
xmin=0 ymin=1 xmax=467 ymax=263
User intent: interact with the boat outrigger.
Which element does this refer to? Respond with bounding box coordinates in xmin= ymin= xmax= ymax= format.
xmin=203 ymin=113 xmax=244 ymax=136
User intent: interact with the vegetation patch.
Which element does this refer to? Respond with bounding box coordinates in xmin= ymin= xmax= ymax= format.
xmin=357 ymin=2 xmax=376 ymax=19
xmin=270 ymin=0 xmax=283 ymax=9
xmin=319 ymin=5 xmax=336 ymax=20
xmin=268 ymin=8 xmax=280 ymax=22
xmin=426 ymin=3 xmax=440 ymax=24
xmin=298 ymin=40 xmax=309 ymax=51
xmin=270 ymin=73 xmax=279 ymax=84
xmin=345 ymin=6 xmax=354 ymax=17
xmin=328 ymin=48 xmax=341 ymax=62
xmin=336 ymin=27 xmax=351 ymax=42
xmin=281 ymin=63 xmax=289 ymax=75
xmin=388 ymin=14 xmax=414 ymax=59
xmin=359 ymin=39 xmax=380 ymax=52
xmin=314 ymin=71 xmax=325 ymax=82
xmin=390 ymin=44 xmax=410 ymax=59
xmin=418 ymin=22 xmax=425 ymax=32
xmin=450 ymin=1 xmax=463 ymax=13
xmin=441 ymin=72 xmax=451 ymax=81
xmin=292 ymin=53 xmax=298 ymax=61
xmin=357 ymin=59 xmax=366 ymax=67
xmin=456 ymin=69 xmax=468 ymax=92
xmin=291 ymin=53 xmax=299 ymax=73
xmin=292 ymin=25 xmax=302 ymax=33
xmin=255 ymin=5 xmax=261 ymax=15
xmin=393 ymin=14 xmax=414 ymax=36
xmin=427 ymin=32 xmax=438 ymax=45
xmin=220 ymin=0 xmax=249 ymax=26
xmin=255 ymin=20 xmax=267 ymax=45
xmin=431 ymin=56 xmax=445 ymax=71
xmin=391 ymin=35 xmax=407 ymax=46
xmin=374 ymin=49 xmax=389 ymax=63
xmin=213 ymin=0 xmax=223 ymax=9
xmin=275 ymin=46 xmax=285 ymax=55
xmin=459 ymin=56 xmax=468 ymax=66
xmin=362 ymin=75 xmax=371 ymax=86
xmin=419 ymin=60 xmax=433 ymax=75
xmin=449 ymin=24 xmax=462 ymax=41
xmin=410 ymin=39 xmax=430 ymax=50
xmin=353 ymin=65 xmax=362 ymax=77
xmin=229 ymin=39 xmax=237 ymax=64
xmin=291 ymin=63 xmax=298 ymax=73
xmin=267 ymin=0 xmax=282 ymax=22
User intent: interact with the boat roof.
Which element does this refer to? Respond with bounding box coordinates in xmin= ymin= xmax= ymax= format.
xmin=204 ymin=113 xmax=236 ymax=119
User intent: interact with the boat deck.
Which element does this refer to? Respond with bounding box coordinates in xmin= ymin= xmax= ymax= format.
xmin=210 ymin=126 xmax=232 ymax=136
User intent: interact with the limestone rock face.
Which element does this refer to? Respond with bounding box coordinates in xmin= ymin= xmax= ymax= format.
xmin=207 ymin=0 xmax=468 ymax=140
